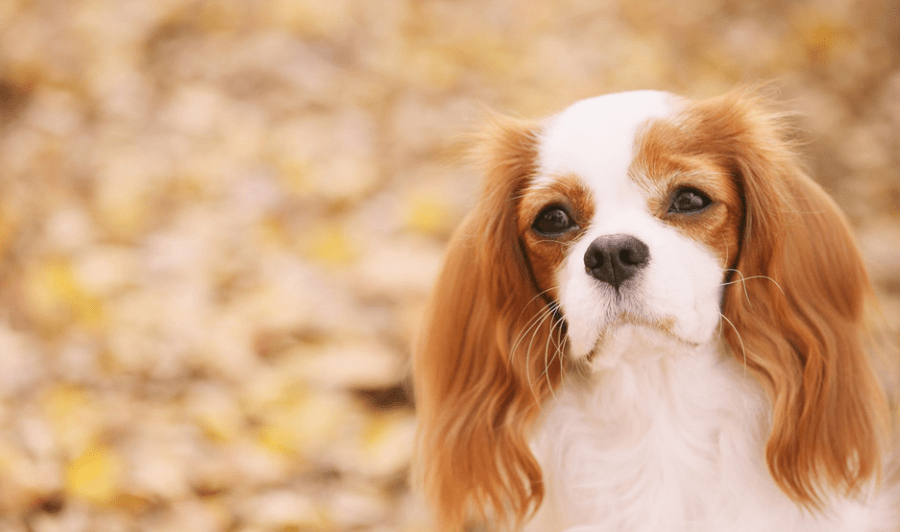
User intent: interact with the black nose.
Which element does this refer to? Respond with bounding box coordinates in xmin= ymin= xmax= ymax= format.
xmin=583 ymin=234 xmax=650 ymax=288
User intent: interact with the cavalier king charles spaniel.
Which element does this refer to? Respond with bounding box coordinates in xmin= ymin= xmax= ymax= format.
xmin=412 ymin=88 xmax=899 ymax=531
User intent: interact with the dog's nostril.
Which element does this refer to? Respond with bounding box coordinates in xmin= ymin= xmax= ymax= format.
xmin=584 ymin=234 xmax=650 ymax=288
xmin=619 ymin=242 xmax=648 ymax=266
xmin=584 ymin=249 xmax=602 ymax=270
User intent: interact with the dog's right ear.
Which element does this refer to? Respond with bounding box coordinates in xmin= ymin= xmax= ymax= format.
xmin=412 ymin=115 xmax=560 ymax=531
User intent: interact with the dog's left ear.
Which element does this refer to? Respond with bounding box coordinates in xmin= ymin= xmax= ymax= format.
xmin=413 ymin=115 xmax=561 ymax=531
xmin=706 ymin=89 xmax=890 ymax=507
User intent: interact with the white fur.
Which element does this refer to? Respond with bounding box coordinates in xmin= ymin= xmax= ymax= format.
xmin=528 ymin=327 xmax=893 ymax=531
xmin=523 ymin=92 xmax=897 ymax=531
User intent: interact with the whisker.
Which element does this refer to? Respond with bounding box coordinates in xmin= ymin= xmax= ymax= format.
xmin=549 ymin=317 xmax=567 ymax=399
xmin=557 ymin=335 xmax=568 ymax=388
xmin=510 ymin=306 xmax=555 ymax=367
xmin=523 ymin=308 xmax=556 ymax=404
xmin=517 ymin=311 xmax=555 ymax=372
xmin=722 ymin=268 xmax=753 ymax=308
xmin=721 ymin=269 xmax=785 ymax=311
xmin=721 ymin=270 xmax=785 ymax=294
xmin=510 ymin=287 xmax=570 ymax=407
xmin=510 ymin=284 xmax=562 ymax=365
xmin=535 ymin=307 xmax=565 ymax=403
xmin=537 ymin=317 xmax=557 ymax=400
xmin=514 ymin=286 xmax=559 ymax=324
xmin=525 ymin=305 xmax=557 ymax=402
xmin=720 ymin=236 xmax=735 ymax=274
xmin=719 ymin=313 xmax=747 ymax=378
xmin=531 ymin=239 xmax=578 ymax=248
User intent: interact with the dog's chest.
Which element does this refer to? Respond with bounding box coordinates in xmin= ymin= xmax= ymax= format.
xmin=527 ymin=340 xmax=840 ymax=532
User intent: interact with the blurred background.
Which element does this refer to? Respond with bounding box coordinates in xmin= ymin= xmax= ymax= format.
xmin=0 ymin=0 xmax=898 ymax=530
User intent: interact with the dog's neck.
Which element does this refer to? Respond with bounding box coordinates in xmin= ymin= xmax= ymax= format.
xmin=527 ymin=325 xmax=863 ymax=532
xmin=555 ymin=326 xmax=742 ymax=434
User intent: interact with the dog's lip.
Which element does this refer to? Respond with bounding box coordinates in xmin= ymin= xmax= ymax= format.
xmin=578 ymin=311 xmax=683 ymax=360
xmin=607 ymin=311 xmax=676 ymax=336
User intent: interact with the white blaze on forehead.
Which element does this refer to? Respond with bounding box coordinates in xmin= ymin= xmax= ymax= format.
xmin=535 ymin=90 xmax=678 ymax=187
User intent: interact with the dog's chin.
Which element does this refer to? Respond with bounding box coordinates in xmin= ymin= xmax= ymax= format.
xmin=577 ymin=314 xmax=703 ymax=372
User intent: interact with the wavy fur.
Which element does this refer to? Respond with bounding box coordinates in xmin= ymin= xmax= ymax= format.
xmin=413 ymin=88 xmax=898 ymax=531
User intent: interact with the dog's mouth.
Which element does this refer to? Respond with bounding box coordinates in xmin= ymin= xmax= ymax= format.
xmin=577 ymin=312 xmax=688 ymax=369
xmin=617 ymin=311 xmax=676 ymax=333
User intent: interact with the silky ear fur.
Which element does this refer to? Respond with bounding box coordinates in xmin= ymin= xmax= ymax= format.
xmin=707 ymin=90 xmax=890 ymax=506
xmin=412 ymin=116 xmax=561 ymax=531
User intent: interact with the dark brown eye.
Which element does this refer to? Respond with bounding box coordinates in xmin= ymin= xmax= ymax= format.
xmin=669 ymin=188 xmax=712 ymax=214
xmin=533 ymin=206 xmax=576 ymax=236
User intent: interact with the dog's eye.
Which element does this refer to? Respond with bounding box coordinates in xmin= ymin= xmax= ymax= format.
xmin=533 ymin=206 xmax=576 ymax=236
xmin=669 ymin=188 xmax=712 ymax=214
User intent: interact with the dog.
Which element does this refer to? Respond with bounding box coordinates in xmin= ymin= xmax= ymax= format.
xmin=412 ymin=87 xmax=899 ymax=531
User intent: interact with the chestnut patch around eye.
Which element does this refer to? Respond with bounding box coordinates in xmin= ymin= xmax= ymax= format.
xmin=630 ymin=108 xmax=743 ymax=267
xmin=517 ymin=174 xmax=595 ymax=240
xmin=517 ymin=175 xmax=595 ymax=298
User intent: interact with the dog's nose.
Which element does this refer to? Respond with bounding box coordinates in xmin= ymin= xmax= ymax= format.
xmin=584 ymin=234 xmax=650 ymax=288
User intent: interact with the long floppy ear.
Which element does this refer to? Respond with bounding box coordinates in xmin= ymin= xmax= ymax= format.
xmin=709 ymin=90 xmax=890 ymax=506
xmin=413 ymin=116 xmax=561 ymax=531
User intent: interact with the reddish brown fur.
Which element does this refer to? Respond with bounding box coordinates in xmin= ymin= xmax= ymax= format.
xmin=413 ymin=116 xmax=562 ymax=531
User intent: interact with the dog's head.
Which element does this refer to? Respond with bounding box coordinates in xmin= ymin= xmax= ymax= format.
xmin=413 ymin=88 xmax=888 ymax=531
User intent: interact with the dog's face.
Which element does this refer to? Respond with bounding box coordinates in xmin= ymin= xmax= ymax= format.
xmin=517 ymin=91 xmax=742 ymax=362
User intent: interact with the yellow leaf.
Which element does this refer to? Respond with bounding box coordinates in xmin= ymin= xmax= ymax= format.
xmin=257 ymin=423 xmax=296 ymax=456
xmin=257 ymin=217 xmax=291 ymax=250
xmin=42 ymin=385 xmax=103 ymax=457
xmin=187 ymin=387 xmax=242 ymax=444
xmin=303 ymin=226 xmax=355 ymax=265
xmin=404 ymin=194 xmax=453 ymax=236
xmin=791 ymin=11 xmax=855 ymax=64
xmin=255 ymin=384 xmax=311 ymax=456
xmin=43 ymin=384 xmax=90 ymax=425
xmin=351 ymin=410 xmax=416 ymax=478
xmin=97 ymin=201 xmax=150 ymax=243
xmin=23 ymin=257 xmax=106 ymax=332
xmin=65 ymin=443 xmax=120 ymax=505
xmin=264 ymin=0 xmax=355 ymax=38
xmin=276 ymin=159 xmax=313 ymax=198
xmin=256 ymin=387 xmax=351 ymax=457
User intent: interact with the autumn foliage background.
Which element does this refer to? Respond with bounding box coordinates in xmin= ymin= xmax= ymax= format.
xmin=0 ymin=0 xmax=898 ymax=530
